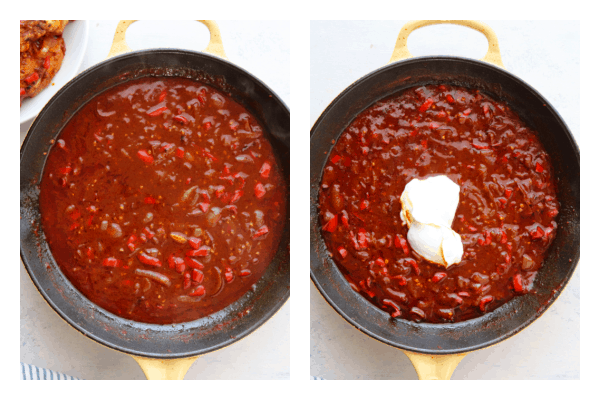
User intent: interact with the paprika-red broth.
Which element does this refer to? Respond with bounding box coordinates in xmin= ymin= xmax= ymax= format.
xmin=318 ymin=84 xmax=558 ymax=323
xmin=39 ymin=77 xmax=286 ymax=324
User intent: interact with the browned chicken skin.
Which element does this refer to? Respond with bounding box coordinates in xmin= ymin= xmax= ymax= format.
xmin=20 ymin=20 xmax=69 ymax=106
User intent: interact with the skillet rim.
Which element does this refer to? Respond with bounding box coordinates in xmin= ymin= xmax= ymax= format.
xmin=21 ymin=47 xmax=290 ymax=359
xmin=310 ymin=55 xmax=579 ymax=355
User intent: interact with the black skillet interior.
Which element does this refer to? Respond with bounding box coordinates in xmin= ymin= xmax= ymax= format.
xmin=21 ymin=49 xmax=290 ymax=359
xmin=310 ymin=56 xmax=579 ymax=355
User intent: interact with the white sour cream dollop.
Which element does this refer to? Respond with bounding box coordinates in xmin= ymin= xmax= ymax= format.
xmin=400 ymin=175 xmax=463 ymax=268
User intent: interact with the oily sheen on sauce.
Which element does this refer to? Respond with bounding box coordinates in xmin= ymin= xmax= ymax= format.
xmin=319 ymin=84 xmax=559 ymax=323
xmin=39 ymin=77 xmax=286 ymax=324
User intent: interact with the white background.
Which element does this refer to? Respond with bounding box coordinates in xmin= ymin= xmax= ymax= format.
xmin=20 ymin=20 xmax=290 ymax=380
xmin=310 ymin=20 xmax=580 ymax=380
xmin=13 ymin=10 xmax=592 ymax=387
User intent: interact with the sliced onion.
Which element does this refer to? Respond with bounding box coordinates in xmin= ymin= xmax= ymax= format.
xmin=177 ymin=295 xmax=203 ymax=303
xmin=522 ymin=254 xmax=535 ymax=270
xmin=135 ymin=269 xmax=171 ymax=287
xmin=97 ymin=108 xmax=116 ymax=117
xmin=211 ymin=267 xmax=224 ymax=297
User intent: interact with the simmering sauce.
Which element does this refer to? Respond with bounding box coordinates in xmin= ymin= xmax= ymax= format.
xmin=319 ymin=84 xmax=558 ymax=323
xmin=39 ymin=77 xmax=286 ymax=324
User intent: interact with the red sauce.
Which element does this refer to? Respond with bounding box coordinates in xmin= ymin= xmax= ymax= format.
xmin=39 ymin=77 xmax=286 ymax=324
xmin=319 ymin=84 xmax=558 ymax=323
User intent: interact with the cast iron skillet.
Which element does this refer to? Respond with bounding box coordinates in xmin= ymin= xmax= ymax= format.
xmin=21 ymin=21 xmax=290 ymax=379
xmin=310 ymin=20 xmax=579 ymax=378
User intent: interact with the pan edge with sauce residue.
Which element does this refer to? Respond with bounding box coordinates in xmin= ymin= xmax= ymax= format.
xmin=21 ymin=48 xmax=290 ymax=359
xmin=310 ymin=56 xmax=579 ymax=355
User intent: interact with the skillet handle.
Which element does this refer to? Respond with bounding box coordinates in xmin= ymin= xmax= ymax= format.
xmin=403 ymin=350 xmax=467 ymax=380
xmin=106 ymin=20 xmax=228 ymax=60
xmin=131 ymin=355 xmax=200 ymax=380
xmin=388 ymin=20 xmax=505 ymax=69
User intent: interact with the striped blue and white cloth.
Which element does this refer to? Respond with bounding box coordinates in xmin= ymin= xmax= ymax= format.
xmin=20 ymin=363 xmax=82 ymax=380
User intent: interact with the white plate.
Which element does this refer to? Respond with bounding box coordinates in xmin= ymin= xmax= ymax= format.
xmin=20 ymin=20 xmax=89 ymax=125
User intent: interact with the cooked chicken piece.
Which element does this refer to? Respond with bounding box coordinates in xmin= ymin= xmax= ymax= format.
xmin=20 ymin=20 xmax=68 ymax=52
xmin=20 ymin=20 xmax=69 ymax=106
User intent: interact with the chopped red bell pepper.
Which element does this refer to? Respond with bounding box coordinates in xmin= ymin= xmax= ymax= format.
xmin=147 ymin=106 xmax=167 ymax=116
xmin=191 ymin=269 xmax=204 ymax=283
xmin=137 ymin=150 xmax=154 ymax=164
xmin=25 ymin=72 xmax=39 ymax=84
xmin=530 ymin=226 xmax=545 ymax=240
xmin=472 ymin=140 xmax=489 ymax=150
xmin=185 ymin=257 xmax=204 ymax=270
xmin=406 ymin=259 xmax=419 ymax=275
xmin=174 ymin=257 xmax=186 ymax=273
xmin=137 ymin=252 xmax=162 ymax=267
xmin=188 ymin=237 xmax=202 ymax=249
xmin=143 ymin=227 xmax=154 ymax=239
xmin=340 ymin=211 xmax=349 ymax=228
xmin=360 ymin=199 xmax=369 ymax=210
xmin=253 ymin=225 xmax=269 ymax=239
xmin=190 ymin=286 xmax=205 ymax=296
xmin=168 ymin=254 xmax=176 ymax=269
xmin=213 ymin=185 xmax=225 ymax=198
xmin=254 ymin=183 xmax=266 ymax=199
xmin=477 ymin=230 xmax=492 ymax=246
xmin=198 ymin=89 xmax=207 ymax=104
xmin=513 ymin=274 xmax=523 ymax=293
xmin=535 ymin=162 xmax=544 ymax=173
xmin=203 ymin=149 xmax=217 ymax=162
xmin=224 ymin=267 xmax=234 ymax=283
xmin=259 ymin=162 xmax=271 ymax=178
xmin=183 ymin=273 xmax=191 ymax=290
xmin=198 ymin=202 xmax=210 ymax=213
xmin=322 ymin=215 xmax=338 ymax=232
xmin=102 ymin=257 xmax=120 ymax=267
xmin=419 ymin=98 xmax=434 ymax=112
xmin=230 ymin=189 xmax=243 ymax=204
xmin=357 ymin=229 xmax=369 ymax=248
xmin=382 ymin=299 xmax=402 ymax=318
xmin=432 ymin=272 xmax=447 ymax=283
xmin=186 ymin=246 xmax=211 ymax=257
xmin=479 ymin=295 xmax=494 ymax=311
xmin=173 ymin=115 xmax=187 ymax=124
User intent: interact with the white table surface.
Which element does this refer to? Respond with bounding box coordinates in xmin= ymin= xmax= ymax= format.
xmin=310 ymin=20 xmax=580 ymax=380
xmin=20 ymin=20 xmax=290 ymax=380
